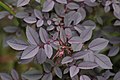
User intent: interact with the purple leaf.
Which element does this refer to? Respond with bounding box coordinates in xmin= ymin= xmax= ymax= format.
xmin=43 ymin=63 xmax=52 ymax=73
xmin=68 ymin=36 xmax=83 ymax=44
xmin=63 ymin=68 xmax=69 ymax=74
xmin=61 ymin=56 xmax=73 ymax=64
xmin=66 ymin=2 xmax=79 ymax=9
xmin=56 ymin=0 xmax=67 ymax=4
xmin=3 ymin=26 xmax=18 ymax=33
xmin=54 ymin=3 xmax=65 ymax=17
xmin=42 ymin=73 xmax=52 ymax=80
xmin=113 ymin=71 xmax=120 ymax=80
xmin=42 ymin=0 xmax=55 ymax=12
xmin=71 ymin=43 xmax=83 ymax=51
xmin=104 ymin=6 xmax=110 ymax=13
xmin=112 ymin=3 xmax=120 ymax=14
xmin=7 ymin=39 xmax=28 ymax=50
xmin=34 ymin=9 xmax=43 ymax=19
xmin=71 ymin=75 xmax=79 ymax=80
xmin=70 ymin=66 xmax=79 ymax=78
xmin=35 ymin=48 xmax=47 ymax=64
xmin=94 ymin=54 xmax=113 ymax=69
xmin=88 ymin=38 xmax=109 ymax=51
xmin=72 ymin=50 xmax=90 ymax=60
xmin=82 ymin=20 xmax=96 ymax=30
xmin=26 ymin=26 xmax=40 ymax=45
xmin=64 ymin=11 xmax=82 ymax=26
xmin=97 ymin=76 xmax=106 ymax=80
xmin=17 ymin=0 xmax=30 ymax=7
xmin=114 ymin=20 xmax=120 ymax=26
xmin=78 ymin=61 xmax=98 ymax=69
xmin=102 ymin=70 xmax=115 ymax=79
xmin=21 ymin=45 xmax=39 ymax=59
xmin=80 ymin=28 xmax=93 ymax=42
xmin=15 ymin=12 xmax=29 ymax=19
xmin=113 ymin=11 xmax=120 ymax=19
xmin=65 ymin=28 xmax=72 ymax=39
xmin=11 ymin=69 xmax=19 ymax=80
xmin=54 ymin=67 xmax=62 ymax=79
xmin=83 ymin=50 xmax=95 ymax=62
xmin=77 ymin=7 xmax=86 ymax=20
xmin=36 ymin=19 xmax=44 ymax=27
xmin=39 ymin=27 xmax=49 ymax=43
xmin=108 ymin=46 xmax=119 ymax=57
xmin=24 ymin=17 xmax=37 ymax=24
xmin=60 ymin=28 xmax=67 ymax=43
xmin=80 ymin=75 xmax=91 ymax=80
xmin=0 ymin=11 xmax=9 ymax=19
xmin=0 ymin=73 xmax=12 ymax=80
xmin=22 ymin=69 xmax=42 ymax=80
xmin=44 ymin=44 xmax=53 ymax=58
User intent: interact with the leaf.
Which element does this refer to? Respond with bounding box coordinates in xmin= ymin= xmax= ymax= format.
xmin=94 ymin=54 xmax=113 ymax=69
xmin=113 ymin=71 xmax=120 ymax=80
xmin=72 ymin=50 xmax=90 ymax=60
xmin=66 ymin=2 xmax=79 ymax=9
xmin=54 ymin=3 xmax=65 ymax=17
xmin=43 ymin=63 xmax=52 ymax=73
xmin=82 ymin=20 xmax=96 ymax=30
xmin=15 ymin=12 xmax=29 ymax=19
xmin=36 ymin=19 xmax=44 ymax=27
xmin=17 ymin=0 xmax=30 ymax=7
xmin=22 ymin=69 xmax=42 ymax=80
xmin=34 ymin=48 xmax=47 ymax=64
xmin=104 ymin=6 xmax=110 ymax=13
xmin=88 ymin=38 xmax=109 ymax=51
xmin=56 ymin=0 xmax=67 ymax=4
xmin=0 ymin=11 xmax=9 ymax=19
xmin=113 ymin=11 xmax=120 ymax=19
xmin=44 ymin=44 xmax=53 ymax=58
xmin=26 ymin=26 xmax=40 ymax=45
xmin=71 ymin=75 xmax=79 ymax=80
xmin=42 ymin=73 xmax=52 ymax=80
xmin=7 ymin=39 xmax=28 ymax=50
xmin=24 ymin=17 xmax=37 ymax=24
xmin=39 ymin=27 xmax=49 ymax=43
xmin=54 ymin=67 xmax=62 ymax=79
xmin=60 ymin=28 xmax=67 ymax=43
xmin=80 ymin=75 xmax=91 ymax=80
xmin=112 ymin=3 xmax=120 ymax=14
xmin=63 ymin=68 xmax=69 ymax=74
xmin=97 ymin=76 xmax=106 ymax=80
xmin=77 ymin=7 xmax=86 ymax=20
xmin=80 ymin=28 xmax=93 ymax=42
xmin=21 ymin=45 xmax=39 ymax=59
xmin=42 ymin=0 xmax=55 ymax=12
xmin=34 ymin=9 xmax=43 ymax=19
xmin=0 ymin=73 xmax=12 ymax=80
xmin=102 ymin=70 xmax=115 ymax=79
xmin=65 ymin=28 xmax=72 ymax=39
xmin=71 ymin=43 xmax=83 ymax=51
xmin=83 ymin=51 xmax=95 ymax=62
xmin=114 ymin=20 xmax=120 ymax=26
xmin=61 ymin=56 xmax=73 ymax=64
xmin=78 ymin=61 xmax=98 ymax=69
xmin=70 ymin=66 xmax=79 ymax=78
xmin=73 ymin=12 xmax=82 ymax=25
xmin=68 ymin=36 xmax=83 ymax=44
xmin=11 ymin=69 xmax=19 ymax=80
xmin=64 ymin=11 xmax=82 ymax=26
xmin=108 ymin=46 xmax=119 ymax=57
xmin=3 ymin=26 xmax=18 ymax=33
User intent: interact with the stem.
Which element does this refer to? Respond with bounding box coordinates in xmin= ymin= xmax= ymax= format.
xmin=0 ymin=1 xmax=15 ymax=15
